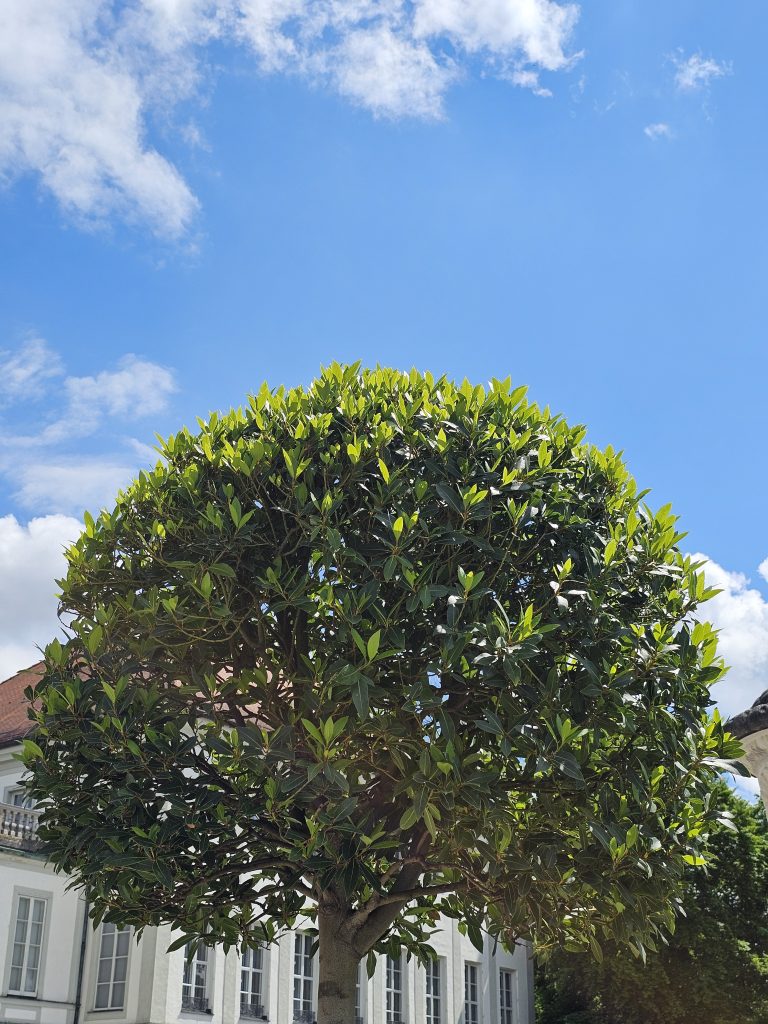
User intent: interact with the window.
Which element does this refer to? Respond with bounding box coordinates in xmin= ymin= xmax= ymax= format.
xmin=94 ymin=924 xmax=130 ymax=1010
xmin=425 ymin=959 xmax=441 ymax=1024
xmin=293 ymin=932 xmax=314 ymax=1022
xmin=464 ymin=964 xmax=480 ymax=1024
xmin=499 ymin=970 xmax=515 ymax=1024
xmin=182 ymin=943 xmax=210 ymax=1012
xmin=6 ymin=787 xmax=34 ymax=808
xmin=241 ymin=946 xmax=266 ymax=1018
xmin=8 ymin=896 xmax=46 ymax=996
xmin=385 ymin=954 xmax=404 ymax=1024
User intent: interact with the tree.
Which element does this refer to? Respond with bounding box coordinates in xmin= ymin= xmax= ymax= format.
xmin=536 ymin=782 xmax=768 ymax=1024
xmin=24 ymin=366 xmax=742 ymax=1024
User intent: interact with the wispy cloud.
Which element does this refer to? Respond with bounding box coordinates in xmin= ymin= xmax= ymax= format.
xmin=10 ymin=459 xmax=140 ymax=513
xmin=0 ymin=337 xmax=175 ymax=514
xmin=0 ymin=0 xmax=580 ymax=236
xmin=0 ymin=337 xmax=65 ymax=401
xmin=673 ymin=52 xmax=731 ymax=93
xmin=644 ymin=122 xmax=673 ymax=141
xmin=41 ymin=355 xmax=176 ymax=443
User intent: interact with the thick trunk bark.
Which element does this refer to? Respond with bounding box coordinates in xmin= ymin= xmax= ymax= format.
xmin=317 ymin=907 xmax=361 ymax=1024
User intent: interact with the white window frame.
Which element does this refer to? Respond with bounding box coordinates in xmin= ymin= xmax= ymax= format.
xmin=240 ymin=945 xmax=267 ymax=1018
xmin=94 ymin=923 xmax=131 ymax=1011
xmin=292 ymin=932 xmax=315 ymax=1022
xmin=499 ymin=969 xmax=516 ymax=1024
xmin=425 ymin=958 xmax=442 ymax=1024
xmin=464 ymin=963 xmax=480 ymax=1024
xmin=7 ymin=894 xmax=47 ymax=997
xmin=385 ymin=953 xmax=405 ymax=1024
xmin=182 ymin=943 xmax=210 ymax=1012
xmin=4 ymin=785 xmax=34 ymax=808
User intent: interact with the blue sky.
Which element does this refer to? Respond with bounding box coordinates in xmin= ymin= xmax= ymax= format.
xmin=1 ymin=0 xmax=767 ymax=744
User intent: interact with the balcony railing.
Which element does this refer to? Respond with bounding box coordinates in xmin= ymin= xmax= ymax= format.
xmin=292 ymin=1012 xmax=316 ymax=1024
xmin=0 ymin=801 xmax=42 ymax=850
xmin=240 ymin=1003 xmax=267 ymax=1020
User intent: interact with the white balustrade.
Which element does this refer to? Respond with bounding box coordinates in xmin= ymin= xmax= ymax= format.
xmin=0 ymin=800 xmax=42 ymax=848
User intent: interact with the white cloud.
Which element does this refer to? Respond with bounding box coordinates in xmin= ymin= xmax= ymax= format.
xmin=0 ymin=338 xmax=175 ymax=514
xmin=11 ymin=459 xmax=139 ymax=515
xmin=674 ymin=52 xmax=730 ymax=93
xmin=0 ymin=338 xmax=64 ymax=401
xmin=758 ymin=557 xmax=768 ymax=584
xmin=413 ymin=0 xmax=579 ymax=70
xmin=690 ymin=554 xmax=768 ymax=722
xmin=327 ymin=25 xmax=455 ymax=119
xmin=42 ymin=355 xmax=177 ymax=442
xmin=0 ymin=1 xmax=200 ymax=238
xmin=644 ymin=122 xmax=673 ymax=141
xmin=0 ymin=514 xmax=81 ymax=680
xmin=0 ymin=343 xmax=177 ymax=447
xmin=0 ymin=0 xmax=580 ymax=234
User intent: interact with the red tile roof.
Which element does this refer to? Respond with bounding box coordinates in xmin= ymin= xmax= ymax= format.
xmin=0 ymin=662 xmax=43 ymax=748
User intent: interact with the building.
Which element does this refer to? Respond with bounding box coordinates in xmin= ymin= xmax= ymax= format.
xmin=0 ymin=665 xmax=534 ymax=1024
xmin=730 ymin=691 xmax=768 ymax=814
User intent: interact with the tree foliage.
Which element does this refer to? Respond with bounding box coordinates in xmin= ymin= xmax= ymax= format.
xmin=536 ymin=783 xmax=768 ymax=1024
xmin=23 ymin=366 xmax=742 ymax=1018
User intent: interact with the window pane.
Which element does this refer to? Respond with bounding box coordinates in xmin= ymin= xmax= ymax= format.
xmin=386 ymin=955 xmax=403 ymax=1022
xmin=293 ymin=933 xmax=313 ymax=1016
xmin=13 ymin=902 xmax=29 ymax=947
xmin=9 ymin=897 xmax=46 ymax=997
xmin=97 ymin=956 xmax=113 ymax=985
xmin=464 ymin=964 xmax=479 ymax=1024
xmin=113 ymin=955 xmax=128 ymax=984
xmin=111 ymin=982 xmax=126 ymax=1009
xmin=16 ymin=896 xmax=30 ymax=924
xmin=97 ymin=924 xmax=130 ymax=1010
xmin=499 ymin=970 xmax=514 ymax=1024
xmin=100 ymin=926 xmax=116 ymax=960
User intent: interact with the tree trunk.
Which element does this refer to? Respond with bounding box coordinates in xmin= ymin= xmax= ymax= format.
xmin=317 ymin=906 xmax=361 ymax=1024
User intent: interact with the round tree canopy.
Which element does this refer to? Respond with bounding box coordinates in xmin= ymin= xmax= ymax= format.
xmin=25 ymin=365 xmax=742 ymax=970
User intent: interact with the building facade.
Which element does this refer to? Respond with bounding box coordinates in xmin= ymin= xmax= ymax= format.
xmin=0 ymin=666 xmax=534 ymax=1024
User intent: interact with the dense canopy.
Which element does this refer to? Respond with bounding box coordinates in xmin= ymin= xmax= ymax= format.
xmin=24 ymin=366 xmax=741 ymax=1024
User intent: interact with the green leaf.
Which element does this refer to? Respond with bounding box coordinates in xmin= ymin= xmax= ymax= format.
xmin=210 ymin=562 xmax=237 ymax=579
xmin=351 ymin=676 xmax=370 ymax=719
xmin=22 ymin=739 xmax=44 ymax=761
xmin=399 ymin=806 xmax=419 ymax=830
xmin=367 ymin=630 xmax=381 ymax=661
xmin=351 ymin=629 xmax=367 ymax=658
xmin=301 ymin=720 xmax=324 ymax=745
xmin=556 ymin=750 xmax=585 ymax=785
